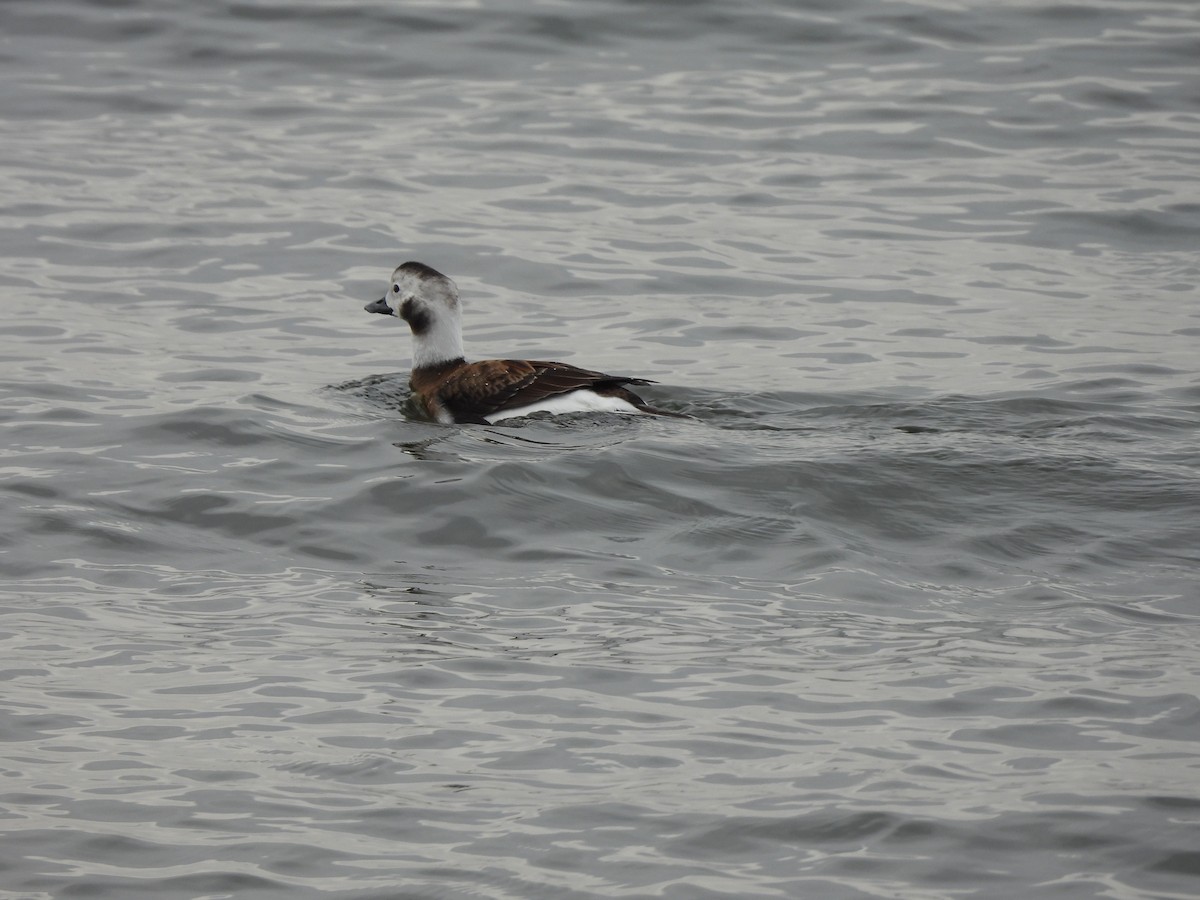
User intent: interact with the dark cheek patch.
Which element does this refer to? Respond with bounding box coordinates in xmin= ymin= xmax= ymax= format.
xmin=400 ymin=299 xmax=431 ymax=335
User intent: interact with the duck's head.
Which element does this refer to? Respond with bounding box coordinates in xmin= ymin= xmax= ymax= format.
xmin=365 ymin=261 xmax=465 ymax=367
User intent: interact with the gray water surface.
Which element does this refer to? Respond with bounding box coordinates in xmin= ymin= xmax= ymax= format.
xmin=2 ymin=1 xmax=1199 ymax=898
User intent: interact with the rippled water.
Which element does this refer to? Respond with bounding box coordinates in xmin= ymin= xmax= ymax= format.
xmin=3 ymin=1 xmax=1200 ymax=897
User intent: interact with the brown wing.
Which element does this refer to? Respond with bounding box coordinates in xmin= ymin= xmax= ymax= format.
xmin=437 ymin=359 xmax=655 ymax=423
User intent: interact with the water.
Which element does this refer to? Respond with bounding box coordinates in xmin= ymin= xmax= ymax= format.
xmin=2 ymin=1 xmax=1199 ymax=897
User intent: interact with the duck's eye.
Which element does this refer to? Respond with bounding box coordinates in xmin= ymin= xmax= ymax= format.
xmin=392 ymin=284 xmax=400 ymax=293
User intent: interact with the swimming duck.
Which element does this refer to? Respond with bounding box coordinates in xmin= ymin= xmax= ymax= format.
xmin=365 ymin=261 xmax=679 ymax=424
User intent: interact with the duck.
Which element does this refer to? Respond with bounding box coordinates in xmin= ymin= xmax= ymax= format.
xmin=364 ymin=261 xmax=681 ymax=424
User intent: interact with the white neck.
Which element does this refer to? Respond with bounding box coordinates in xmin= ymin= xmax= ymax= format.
xmin=410 ymin=310 xmax=465 ymax=369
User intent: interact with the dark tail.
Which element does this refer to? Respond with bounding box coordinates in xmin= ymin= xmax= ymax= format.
xmin=610 ymin=384 xmax=691 ymax=419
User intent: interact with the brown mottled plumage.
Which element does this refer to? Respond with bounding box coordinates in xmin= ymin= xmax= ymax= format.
xmin=364 ymin=261 xmax=681 ymax=424
xmin=410 ymin=358 xmax=659 ymax=425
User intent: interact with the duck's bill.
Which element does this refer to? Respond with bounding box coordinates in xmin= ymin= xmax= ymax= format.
xmin=364 ymin=297 xmax=392 ymax=315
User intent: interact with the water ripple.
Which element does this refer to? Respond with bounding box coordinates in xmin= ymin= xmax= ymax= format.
xmin=3 ymin=0 xmax=1200 ymax=897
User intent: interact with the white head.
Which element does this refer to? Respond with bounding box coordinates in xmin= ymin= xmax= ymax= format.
xmin=365 ymin=261 xmax=465 ymax=368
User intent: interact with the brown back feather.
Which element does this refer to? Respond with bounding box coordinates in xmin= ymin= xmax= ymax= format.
xmin=435 ymin=359 xmax=656 ymax=423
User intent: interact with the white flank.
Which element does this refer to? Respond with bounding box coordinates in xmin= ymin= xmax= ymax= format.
xmin=483 ymin=390 xmax=645 ymax=424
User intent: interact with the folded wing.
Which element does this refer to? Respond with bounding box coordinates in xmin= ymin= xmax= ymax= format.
xmin=438 ymin=359 xmax=655 ymax=423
